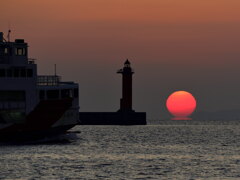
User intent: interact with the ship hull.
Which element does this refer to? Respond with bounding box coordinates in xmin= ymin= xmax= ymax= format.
xmin=0 ymin=98 xmax=79 ymax=142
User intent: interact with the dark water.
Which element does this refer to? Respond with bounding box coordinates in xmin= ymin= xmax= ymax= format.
xmin=1 ymin=120 xmax=240 ymax=179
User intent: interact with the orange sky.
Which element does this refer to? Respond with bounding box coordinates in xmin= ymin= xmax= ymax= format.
xmin=1 ymin=0 xmax=239 ymax=64
xmin=2 ymin=0 xmax=240 ymax=23
xmin=1 ymin=0 xmax=240 ymax=118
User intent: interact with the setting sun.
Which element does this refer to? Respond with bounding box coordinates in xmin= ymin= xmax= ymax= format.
xmin=166 ymin=91 xmax=197 ymax=119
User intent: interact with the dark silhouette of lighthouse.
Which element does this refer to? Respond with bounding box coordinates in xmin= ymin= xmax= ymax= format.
xmin=117 ymin=59 xmax=134 ymax=112
xmin=79 ymin=59 xmax=146 ymax=125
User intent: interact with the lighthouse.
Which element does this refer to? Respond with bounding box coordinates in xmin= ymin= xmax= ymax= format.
xmin=117 ymin=59 xmax=134 ymax=112
xmin=79 ymin=59 xmax=146 ymax=125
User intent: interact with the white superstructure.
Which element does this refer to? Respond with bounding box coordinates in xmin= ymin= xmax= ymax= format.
xmin=0 ymin=32 xmax=79 ymax=131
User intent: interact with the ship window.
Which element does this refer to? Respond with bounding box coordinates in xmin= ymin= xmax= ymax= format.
xmin=0 ymin=69 xmax=6 ymax=77
xmin=61 ymin=89 xmax=74 ymax=98
xmin=7 ymin=69 xmax=12 ymax=77
xmin=61 ymin=89 xmax=71 ymax=98
xmin=4 ymin=48 xmax=8 ymax=54
xmin=27 ymin=69 xmax=33 ymax=77
xmin=47 ymin=90 xmax=59 ymax=99
xmin=74 ymin=88 xmax=78 ymax=98
xmin=15 ymin=48 xmax=26 ymax=56
xmin=39 ymin=90 xmax=45 ymax=100
xmin=20 ymin=68 xmax=26 ymax=77
xmin=3 ymin=47 xmax=12 ymax=55
xmin=14 ymin=68 xmax=19 ymax=77
xmin=0 ymin=91 xmax=25 ymax=101
xmin=69 ymin=89 xmax=73 ymax=98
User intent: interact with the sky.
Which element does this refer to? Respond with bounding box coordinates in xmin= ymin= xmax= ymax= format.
xmin=1 ymin=0 xmax=240 ymax=119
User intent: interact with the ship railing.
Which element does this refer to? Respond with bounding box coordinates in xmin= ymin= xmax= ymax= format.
xmin=28 ymin=58 xmax=36 ymax=64
xmin=59 ymin=81 xmax=75 ymax=85
xmin=37 ymin=75 xmax=61 ymax=86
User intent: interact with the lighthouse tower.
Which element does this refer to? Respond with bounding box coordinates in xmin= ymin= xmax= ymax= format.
xmin=117 ymin=59 xmax=134 ymax=112
xmin=80 ymin=59 xmax=146 ymax=125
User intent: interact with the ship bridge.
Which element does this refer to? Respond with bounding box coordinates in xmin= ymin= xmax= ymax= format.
xmin=0 ymin=32 xmax=37 ymax=114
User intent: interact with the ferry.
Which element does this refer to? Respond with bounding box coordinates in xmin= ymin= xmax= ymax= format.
xmin=0 ymin=32 xmax=79 ymax=141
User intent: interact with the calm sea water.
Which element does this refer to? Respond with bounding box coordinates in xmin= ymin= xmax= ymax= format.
xmin=1 ymin=120 xmax=240 ymax=179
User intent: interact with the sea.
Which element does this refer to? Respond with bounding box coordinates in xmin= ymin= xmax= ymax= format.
xmin=1 ymin=120 xmax=240 ymax=180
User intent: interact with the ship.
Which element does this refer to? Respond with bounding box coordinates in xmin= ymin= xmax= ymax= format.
xmin=0 ymin=32 xmax=79 ymax=141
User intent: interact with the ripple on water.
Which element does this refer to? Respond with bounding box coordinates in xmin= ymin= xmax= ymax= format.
xmin=1 ymin=122 xmax=240 ymax=179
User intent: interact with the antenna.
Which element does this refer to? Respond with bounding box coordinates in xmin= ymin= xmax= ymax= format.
xmin=54 ymin=64 xmax=57 ymax=76
xmin=7 ymin=29 xmax=11 ymax=42
xmin=6 ymin=21 xmax=12 ymax=42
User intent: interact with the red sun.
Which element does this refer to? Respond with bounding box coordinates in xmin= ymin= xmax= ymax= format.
xmin=166 ymin=91 xmax=197 ymax=119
